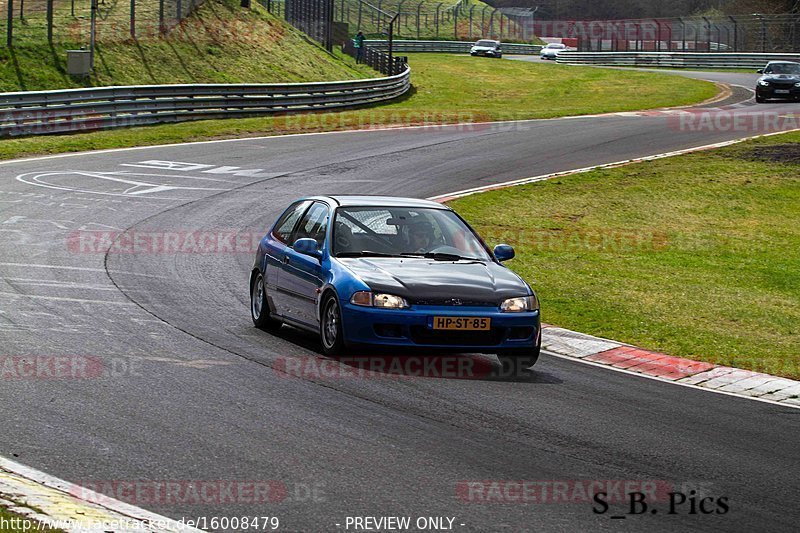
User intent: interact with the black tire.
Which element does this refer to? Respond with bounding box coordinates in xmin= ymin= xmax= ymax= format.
xmin=755 ymin=94 xmax=765 ymax=103
xmin=496 ymin=54 xmax=503 ymax=58
xmin=497 ymin=347 xmax=540 ymax=375
xmin=251 ymin=272 xmax=282 ymax=331
xmin=320 ymin=293 xmax=345 ymax=356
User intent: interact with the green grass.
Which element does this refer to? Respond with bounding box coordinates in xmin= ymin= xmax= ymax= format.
xmin=0 ymin=505 xmax=64 ymax=532
xmin=0 ymin=53 xmax=716 ymax=160
xmin=449 ymin=132 xmax=800 ymax=379
xmin=0 ymin=0 xmax=373 ymax=91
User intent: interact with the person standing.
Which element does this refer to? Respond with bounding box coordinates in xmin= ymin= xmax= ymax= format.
xmin=354 ymin=31 xmax=365 ymax=64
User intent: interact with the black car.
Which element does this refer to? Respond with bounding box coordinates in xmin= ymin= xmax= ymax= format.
xmin=755 ymin=61 xmax=800 ymax=103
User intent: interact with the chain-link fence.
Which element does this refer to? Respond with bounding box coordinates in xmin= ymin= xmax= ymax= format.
xmin=0 ymin=0 xmax=201 ymax=46
xmin=531 ymin=14 xmax=800 ymax=53
xmin=329 ymin=0 xmax=528 ymax=42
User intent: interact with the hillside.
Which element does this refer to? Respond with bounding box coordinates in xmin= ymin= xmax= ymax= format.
xmin=0 ymin=0 xmax=373 ymax=92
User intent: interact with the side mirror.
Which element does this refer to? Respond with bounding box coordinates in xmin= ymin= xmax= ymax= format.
xmin=757 ymin=69 xmax=764 ymax=73
xmin=493 ymin=244 xmax=515 ymax=262
xmin=293 ymin=238 xmax=322 ymax=259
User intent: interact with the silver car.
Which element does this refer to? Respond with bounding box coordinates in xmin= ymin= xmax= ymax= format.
xmin=470 ymin=40 xmax=502 ymax=58
xmin=540 ymin=42 xmax=567 ymax=60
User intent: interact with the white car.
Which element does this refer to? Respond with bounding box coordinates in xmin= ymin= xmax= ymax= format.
xmin=540 ymin=43 xmax=567 ymax=60
xmin=470 ymin=40 xmax=502 ymax=58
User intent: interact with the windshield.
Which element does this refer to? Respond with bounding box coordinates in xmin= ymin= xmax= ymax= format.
xmin=332 ymin=206 xmax=492 ymax=260
xmin=546 ymin=43 xmax=566 ymax=49
xmin=766 ymin=63 xmax=800 ymax=75
xmin=475 ymin=40 xmax=497 ymax=47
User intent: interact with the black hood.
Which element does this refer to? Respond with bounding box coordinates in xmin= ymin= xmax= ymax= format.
xmin=339 ymin=257 xmax=530 ymax=304
xmin=759 ymin=74 xmax=800 ymax=83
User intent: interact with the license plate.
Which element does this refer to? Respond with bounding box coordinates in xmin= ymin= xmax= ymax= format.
xmin=775 ymin=89 xmax=790 ymax=94
xmin=432 ymin=317 xmax=491 ymax=331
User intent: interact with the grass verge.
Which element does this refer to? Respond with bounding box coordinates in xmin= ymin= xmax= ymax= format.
xmin=0 ymin=53 xmax=716 ymax=161
xmin=0 ymin=505 xmax=64 ymax=532
xmin=0 ymin=0 xmax=373 ymax=91
xmin=449 ymin=131 xmax=800 ymax=379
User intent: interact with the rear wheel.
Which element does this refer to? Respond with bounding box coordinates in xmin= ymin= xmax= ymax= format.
xmin=251 ymin=272 xmax=282 ymax=331
xmin=320 ymin=293 xmax=345 ymax=356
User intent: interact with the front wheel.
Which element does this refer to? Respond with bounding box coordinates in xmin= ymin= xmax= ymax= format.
xmin=251 ymin=272 xmax=282 ymax=331
xmin=755 ymin=94 xmax=765 ymax=103
xmin=320 ymin=294 xmax=345 ymax=356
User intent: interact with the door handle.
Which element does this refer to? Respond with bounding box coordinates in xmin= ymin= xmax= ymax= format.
xmin=283 ymin=255 xmax=290 ymax=264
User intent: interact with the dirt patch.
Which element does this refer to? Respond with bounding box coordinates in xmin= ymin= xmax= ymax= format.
xmin=734 ymin=144 xmax=800 ymax=165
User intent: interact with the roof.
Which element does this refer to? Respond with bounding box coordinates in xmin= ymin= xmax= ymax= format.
xmin=326 ymin=195 xmax=447 ymax=209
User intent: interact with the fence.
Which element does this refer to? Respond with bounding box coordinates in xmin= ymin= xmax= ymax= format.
xmin=0 ymin=0 xmax=202 ymax=45
xmin=285 ymin=0 xmax=334 ymax=51
xmin=0 ymin=67 xmax=411 ymax=136
xmin=330 ymin=0 xmax=531 ymax=42
xmin=363 ymin=39 xmax=541 ymax=54
xmin=529 ymin=14 xmax=800 ymax=53
xmin=555 ymin=51 xmax=800 ymax=69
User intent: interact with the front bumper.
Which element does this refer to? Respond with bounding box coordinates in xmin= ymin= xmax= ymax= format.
xmin=756 ymin=85 xmax=800 ymax=100
xmin=472 ymin=50 xmax=500 ymax=57
xmin=340 ymin=303 xmax=541 ymax=352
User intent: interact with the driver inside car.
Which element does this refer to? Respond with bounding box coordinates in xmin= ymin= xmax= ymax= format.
xmin=408 ymin=219 xmax=435 ymax=253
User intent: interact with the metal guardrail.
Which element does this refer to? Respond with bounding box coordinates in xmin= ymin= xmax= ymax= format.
xmin=0 ymin=67 xmax=411 ymax=137
xmin=365 ymin=40 xmax=543 ymax=55
xmin=556 ymin=51 xmax=800 ymax=69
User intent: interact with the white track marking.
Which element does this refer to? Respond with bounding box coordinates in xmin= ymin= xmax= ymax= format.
xmin=544 ymin=350 xmax=799 ymax=410
xmin=0 ymin=262 xmax=107 ymax=272
xmin=0 ymin=292 xmax=138 ymax=305
xmin=428 ymin=128 xmax=800 ymax=201
xmin=15 ymin=171 xmax=228 ymax=199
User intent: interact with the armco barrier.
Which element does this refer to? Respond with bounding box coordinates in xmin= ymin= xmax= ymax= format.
xmin=555 ymin=51 xmax=800 ymax=69
xmin=365 ymin=40 xmax=542 ymax=55
xmin=0 ymin=67 xmax=410 ymax=137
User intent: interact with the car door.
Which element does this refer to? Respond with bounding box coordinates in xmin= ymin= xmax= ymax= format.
xmin=276 ymin=202 xmax=329 ymax=327
xmin=265 ymin=200 xmax=312 ymax=318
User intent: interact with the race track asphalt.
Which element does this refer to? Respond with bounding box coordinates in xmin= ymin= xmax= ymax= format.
xmin=1 ymin=69 xmax=798 ymax=532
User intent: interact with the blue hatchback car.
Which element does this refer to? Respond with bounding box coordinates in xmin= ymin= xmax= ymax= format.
xmin=250 ymin=196 xmax=541 ymax=370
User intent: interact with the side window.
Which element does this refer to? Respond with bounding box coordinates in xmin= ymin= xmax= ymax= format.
xmin=272 ymin=201 xmax=311 ymax=244
xmin=292 ymin=202 xmax=329 ymax=247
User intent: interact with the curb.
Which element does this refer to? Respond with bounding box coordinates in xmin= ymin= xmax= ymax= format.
xmin=541 ymin=326 xmax=800 ymax=408
xmin=0 ymin=457 xmax=201 ymax=532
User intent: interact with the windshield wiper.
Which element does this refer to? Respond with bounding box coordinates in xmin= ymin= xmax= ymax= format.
xmin=336 ymin=251 xmax=401 ymax=258
xmin=401 ymin=252 xmax=483 ymax=261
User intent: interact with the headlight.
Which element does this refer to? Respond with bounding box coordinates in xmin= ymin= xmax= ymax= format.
xmin=795 ymin=82 xmax=800 ymax=87
xmin=350 ymin=291 xmax=409 ymax=309
xmin=758 ymin=80 xmax=770 ymax=86
xmin=500 ymin=295 xmax=539 ymax=312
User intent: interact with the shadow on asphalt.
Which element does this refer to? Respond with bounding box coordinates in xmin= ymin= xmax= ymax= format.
xmin=263 ymin=323 xmax=562 ymax=384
